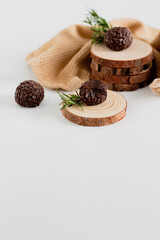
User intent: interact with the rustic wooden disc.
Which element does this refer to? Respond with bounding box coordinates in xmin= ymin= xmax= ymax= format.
xmin=90 ymin=39 xmax=153 ymax=68
xmin=105 ymin=78 xmax=152 ymax=91
xmin=90 ymin=59 xmax=152 ymax=76
xmin=91 ymin=64 xmax=153 ymax=84
xmin=61 ymin=90 xmax=127 ymax=127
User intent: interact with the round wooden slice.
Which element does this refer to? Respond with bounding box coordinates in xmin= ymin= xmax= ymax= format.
xmin=106 ymin=78 xmax=152 ymax=91
xmin=90 ymin=39 xmax=153 ymax=68
xmin=61 ymin=90 xmax=127 ymax=127
xmin=91 ymin=64 xmax=153 ymax=84
xmin=90 ymin=59 xmax=152 ymax=76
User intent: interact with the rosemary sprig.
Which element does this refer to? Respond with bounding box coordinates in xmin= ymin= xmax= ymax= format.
xmin=57 ymin=90 xmax=83 ymax=110
xmin=84 ymin=9 xmax=112 ymax=44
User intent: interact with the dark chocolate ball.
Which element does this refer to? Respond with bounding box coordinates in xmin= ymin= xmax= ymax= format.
xmin=15 ymin=80 xmax=44 ymax=107
xmin=79 ymin=80 xmax=107 ymax=106
xmin=104 ymin=27 xmax=132 ymax=51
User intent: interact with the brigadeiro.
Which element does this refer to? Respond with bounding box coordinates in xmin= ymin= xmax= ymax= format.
xmin=104 ymin=27 xmax=132 ymax=51
xmin=79 ymin=79 xmax=107 ymax=106
xmin=15 ymin=80 xmax=44 ymax=107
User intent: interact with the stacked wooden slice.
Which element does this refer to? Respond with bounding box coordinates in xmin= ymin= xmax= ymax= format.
xmin=90 ymin=39 xmax=154 ymax=91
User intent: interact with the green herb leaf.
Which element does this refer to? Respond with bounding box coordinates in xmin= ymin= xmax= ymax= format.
xmin=83 ymin=9 xmax=112 ymax=44
xmin=57 ymin=90 xmax=83 ymax=110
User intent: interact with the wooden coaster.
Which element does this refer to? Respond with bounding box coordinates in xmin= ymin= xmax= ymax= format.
xmin=90 ymin=60 xmax=152 ymax=76
xmin=105 ymin=79 xmax=152 ymax=91
xmin=91 ymin=64 xmax=153 ymax=84
xmin=62 ymin=90 xmax=127 ymax=127
xmin=90 ymin=39 xmax=153 ymax=68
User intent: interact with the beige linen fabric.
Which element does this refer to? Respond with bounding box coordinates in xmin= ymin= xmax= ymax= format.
xmin=26 ymin=19 xmax=160 ymax=91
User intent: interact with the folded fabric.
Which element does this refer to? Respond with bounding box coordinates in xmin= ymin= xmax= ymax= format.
xmin=26 ymin=18 xmax=160 ymax=91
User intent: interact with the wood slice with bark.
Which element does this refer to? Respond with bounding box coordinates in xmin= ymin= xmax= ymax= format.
xmin=91 ymin=64 xmax=153 ymax=84
xmin=105 ymin=78 xmax=153 ymax=91
xmin=90 ymin=39 xmax=153 ymax=68
xmin=62 ymin=90 xmax=127 ymax=126
xmin=90 ymin=60 xmax=152 ymax=76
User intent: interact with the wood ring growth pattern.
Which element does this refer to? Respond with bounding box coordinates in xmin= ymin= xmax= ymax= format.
xmin=90 ymin=39 xmax=153 ymax=91
xmin=62 ymin=90 xmax=127 ymax=126
xmin=90 ymin=39 xmax=153 ymax=68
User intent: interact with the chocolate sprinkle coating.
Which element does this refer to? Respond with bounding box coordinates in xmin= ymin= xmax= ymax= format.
xmin=15 ymin=80 xmax=44 ymax=107
xmin=79 ymin=80 xmax=107 ymax=106
xmin=104 ymin=27 xmax=132 ymax=51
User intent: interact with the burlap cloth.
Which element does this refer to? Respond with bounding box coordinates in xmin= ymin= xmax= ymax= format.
xmin=26 ymin=18 xmax=160 ymax=91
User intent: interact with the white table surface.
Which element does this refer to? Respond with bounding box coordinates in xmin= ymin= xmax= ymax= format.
xmin=1 ymin=0 xmax=160 ymax=239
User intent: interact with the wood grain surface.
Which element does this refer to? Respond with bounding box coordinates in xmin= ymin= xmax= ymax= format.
xmin=62 ymin=90 xmax=127 ymax=126
xmin=90 ymin=39 xmax=153 ymax=68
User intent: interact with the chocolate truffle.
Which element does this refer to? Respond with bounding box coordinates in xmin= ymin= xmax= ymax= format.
xmin=79 ymin=80 xmax=107 ymax=106
xmin=15 ymin=80 xmax=44 ymax=107
xmin=104 ymin=27 xmax=132 ymax=51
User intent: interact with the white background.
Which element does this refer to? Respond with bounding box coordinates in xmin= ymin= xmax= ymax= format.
xmin=1 ymin=0 xmax=160 ymax=239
